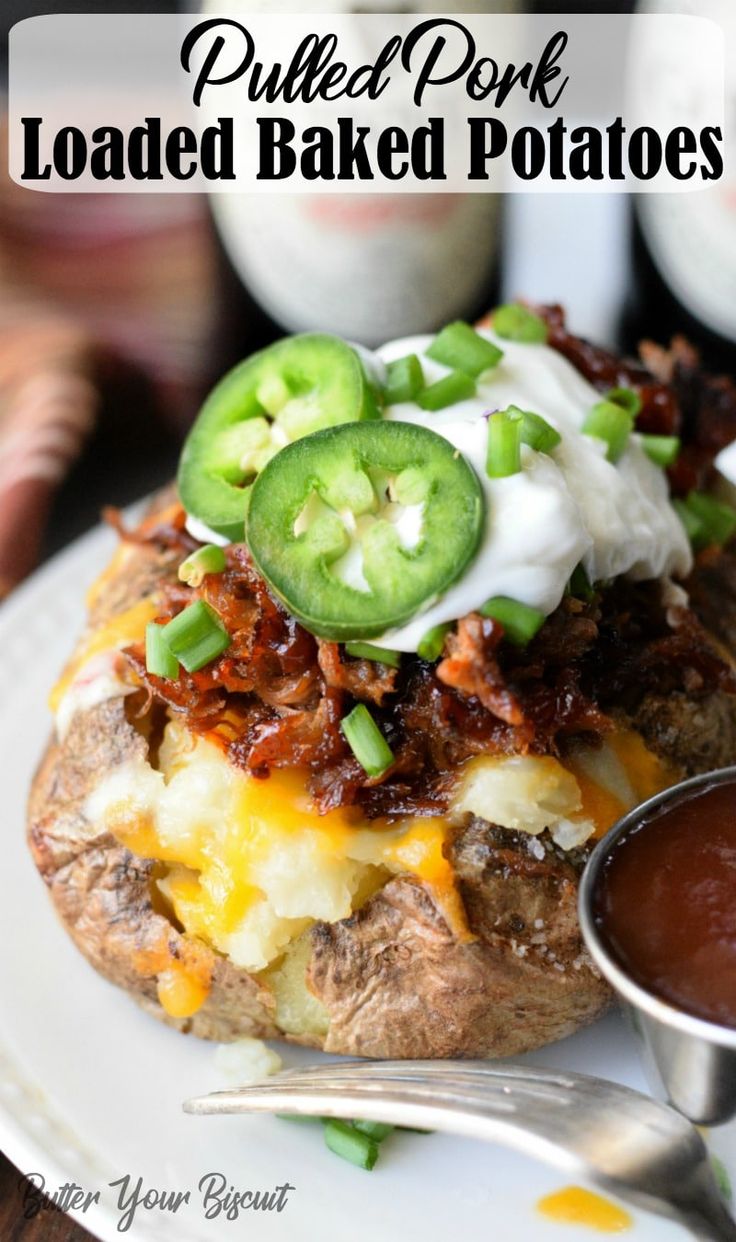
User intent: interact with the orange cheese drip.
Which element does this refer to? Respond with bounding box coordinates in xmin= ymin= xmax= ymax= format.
xmin=132 ymin=930 xmax=212 ymax=1020
xmin=156 ymin=963 xmax=211 ymax=1019
xmin=537 ymin=1186 xmax=633 ymax=1232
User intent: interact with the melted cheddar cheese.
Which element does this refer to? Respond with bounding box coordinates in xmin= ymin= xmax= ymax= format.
xmin=566 ymin=729 xmax=675 ymax=839
xmin=156 ymin=962 xmax=211 ymax=1019
xmin=537 ymin=1186 xmax=633 ymax=1232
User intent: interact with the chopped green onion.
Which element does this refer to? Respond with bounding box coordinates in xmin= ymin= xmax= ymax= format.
xmin=178 ymin=543 xmax=227 ymax=588
xmin=352 ymin=1120 xmax=395 ymax=1142
xmin=161 ymin=600 xmax=231 ymax=673
xmin=493 ymin=303 xmax=548 ymax=344
xmin=340 ymin=704 xmax=394 ymax=777
xmin=384 ymin=354 xmax=424 ymax=404
xmin=426 ymin=321 xmax=503 ymax=376
xmin=486 ymin=409 xmax=522 ymax=478
xmin=673 ymin=498 xmax=705 ymax=545
xmin=145 ymin=622 xmax=179 ymax=680
xmin=582 ymin=400 xmax=634 ymax=463
xmin=567 ymin=563 xmax=595 ymax=601
xmin=323 ymin=1120 xmax=379 ymax=1171
xmin=417 ymin=622 xmax=451 ymax=662
xmin=684 ymin=491 xmax=736 ymax=548
xmin=344 ymin=642 xmax=401 ymax=668
xmin=480 ymin=596 xmax=545 ymax=646
xmin=640 ymin=434 xmax=680 ymax=468
xmin=417 ymin=370 xmax=476 ymax=412
xmin=508 ymin=404 xmax=561 ymax=454
xmin=604 ymin=386 xmax=642 ymax=418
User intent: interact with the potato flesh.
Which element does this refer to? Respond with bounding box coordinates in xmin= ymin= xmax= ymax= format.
xmin=85 ymin=719 xmax=452 ymax=973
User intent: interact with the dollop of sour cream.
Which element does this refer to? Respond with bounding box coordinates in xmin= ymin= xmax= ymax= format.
xmin=185 ymin=329 xmax=692 ymax=654
xmin=369 ymin=329 xmax=691 ymax=651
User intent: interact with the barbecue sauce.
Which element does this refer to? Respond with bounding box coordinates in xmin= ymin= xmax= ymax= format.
xmin=594 ymin=781 xmax=736 ymax=1027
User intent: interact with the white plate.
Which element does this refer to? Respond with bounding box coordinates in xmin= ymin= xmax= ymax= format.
xmin=0 ymin=518 xmax=732 ymax=1242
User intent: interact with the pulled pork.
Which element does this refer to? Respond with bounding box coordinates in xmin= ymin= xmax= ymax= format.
xmin=125 ymin=548 xmax=735 ymax=817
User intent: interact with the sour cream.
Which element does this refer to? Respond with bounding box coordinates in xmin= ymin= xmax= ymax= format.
xmin=373 ymin=330 xmax=691 ymax=651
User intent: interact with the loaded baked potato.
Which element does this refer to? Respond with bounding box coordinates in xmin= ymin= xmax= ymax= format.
xmin=27 ymin=306 xmax=736 ymax=1058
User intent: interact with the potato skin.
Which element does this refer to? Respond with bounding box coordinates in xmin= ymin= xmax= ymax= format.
xmin=27 ymin=497 xmax=733 ymax=1058
xmin=309 ymin=826 xmax=609 ymax=1058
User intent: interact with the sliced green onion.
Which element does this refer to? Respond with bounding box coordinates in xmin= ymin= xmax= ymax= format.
xmin=567 ymin=563 xmax=595 ymax=601
xmin=344 ymin=642 xmax=401 ymax=668
xmin=426 ymin=322 xmax=503 ymax=376
xmin=582 ymin=400 xmax=633 ymax=463
xmin=493 ymin=303 xmax=548 ymax=344
xmin=417 ymin=370 xmax=475 ymax=412
xmin=604 ymin=386 xmax=642 ymax=418
xmin=639 ymin=434 xmax=680 ymax=468
xmin=673 ymin=499 xmax=705 ymax=545
xmin=178 ymin=543 xmax=227 ymax=588
xmin=323 ymin=1120 xmax=379 ymax=1171
xmin=486 ymin=409 xmax=522 ymax=478
xmin=684 ymin=491 xmax=736 ymax=547
xmin=341 ymin=704 xmax=394 ymax=777
xmin=480 ymin=596 xmax=545 ymax=646
xmin=508 ymin=404 xmax=561 ymax=454
xmin=352 ymin=1120 xmax=395 ymax=1142
xmin=145 ymin=622 xmax=179 ymax=679
xmin=384 ymin=354 xmax=424 ymax=405
xmin=161 ymin=599 xmax=231 ymax=673
xmin=417 ymin=622 xmax=452 ymax=662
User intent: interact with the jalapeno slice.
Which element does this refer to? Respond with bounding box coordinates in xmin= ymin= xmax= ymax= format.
xmin=178 ymin=334 xmax=381 ymax=541
xmin=246 ymin=421 xmax=484 ymax=640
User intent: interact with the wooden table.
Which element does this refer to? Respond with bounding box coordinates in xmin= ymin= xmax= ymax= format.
xmin=0 ymin=1154 xmax=95 ymax=1241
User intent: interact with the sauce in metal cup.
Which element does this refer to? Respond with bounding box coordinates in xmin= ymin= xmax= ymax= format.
xmin=592 ymin=776 xmax=736 ymax=1029
xmin=579 ymin=767 xmax=736 ymax=1125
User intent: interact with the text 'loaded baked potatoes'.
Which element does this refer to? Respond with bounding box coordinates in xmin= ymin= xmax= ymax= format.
xmin=27 ymin=307 xmax=736 ymax=1058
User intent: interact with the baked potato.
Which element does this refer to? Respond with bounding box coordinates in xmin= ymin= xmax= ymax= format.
xmin=27 ymin=309 xmax=736 ymax=1059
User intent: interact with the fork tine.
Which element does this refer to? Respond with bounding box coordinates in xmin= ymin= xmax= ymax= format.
xmin=184 ymin=1081 xmax=549 ymax=1144
xmin=272 ymin=1059 xmax=578 ymax=1086
xmin=183 ymin=1063 xmax=736 ymax=1241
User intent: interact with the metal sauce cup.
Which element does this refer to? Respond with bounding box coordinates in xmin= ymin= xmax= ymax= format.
xmin=578 ymin=767 xmax=736 ymax=1127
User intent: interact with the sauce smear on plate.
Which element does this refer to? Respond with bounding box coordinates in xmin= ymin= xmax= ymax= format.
xmin=594 ymin=781 xmax=736 ymax=1027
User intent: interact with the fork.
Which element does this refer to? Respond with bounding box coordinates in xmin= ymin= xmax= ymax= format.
xmin=184 ymin=1060 xmax=736 ymax=1241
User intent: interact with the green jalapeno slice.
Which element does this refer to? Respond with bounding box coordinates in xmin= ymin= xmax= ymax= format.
xmin=178 ymin=333 xmax=381 ymax=541
xmin=246 ymin=421 xmax=484 ymax=640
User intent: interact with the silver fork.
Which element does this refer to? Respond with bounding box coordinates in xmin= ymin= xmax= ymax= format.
xmin=184 ymin=1060 xmax=736 ymax=1241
